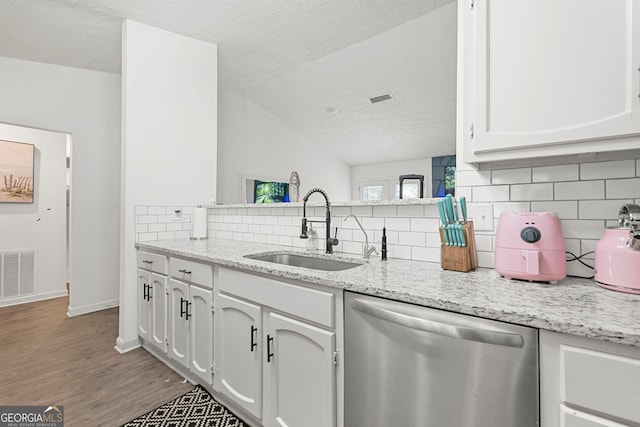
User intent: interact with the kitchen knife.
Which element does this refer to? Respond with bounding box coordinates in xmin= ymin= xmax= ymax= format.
xmin=460 ymin=196 xmax=467 ymax=223
xmin=444 ymin=195 xmax=459 ymax=246
xmin=453 ymin=199 xmax=466 ymax=247
xmin=437 ymin=200 xmax=450 ymax=245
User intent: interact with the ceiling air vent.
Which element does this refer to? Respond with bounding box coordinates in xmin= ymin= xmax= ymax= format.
xmin=369 ymin=92 xmax=394 ymax=104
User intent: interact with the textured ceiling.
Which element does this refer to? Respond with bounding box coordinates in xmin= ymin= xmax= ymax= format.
xmin=0 ymin=0 xmax=458 ymax=165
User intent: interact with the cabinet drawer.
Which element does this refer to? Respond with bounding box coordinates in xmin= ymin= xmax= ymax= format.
xmin=219 ymin=267 xmax=334 ymax=328
xmin=169 ymin=257 xmax=213 ymax=289
xmin=137 ymin=251 xmax=168 ymax=274
xmin=561 ymin=345 xmax=640 ymax=423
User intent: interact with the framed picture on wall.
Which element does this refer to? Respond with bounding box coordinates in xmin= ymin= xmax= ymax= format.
xmin=0 ymin=139 xmax=35 ymax=203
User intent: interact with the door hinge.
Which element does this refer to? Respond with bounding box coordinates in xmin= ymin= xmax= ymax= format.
xmin=333 ymin=350 xmax=339 ymax=366
xmin=211 ymin=363 xmax=218 ymax=375
xmin=469 ymin=122 xmax=474 ymax=140
xmin=211 ymin=303 xmax=215 ymax=313
xmin=165 ymin=337 xmax=169 ymax=345
xmin=469 ymin=0 xmax=474 ymax=10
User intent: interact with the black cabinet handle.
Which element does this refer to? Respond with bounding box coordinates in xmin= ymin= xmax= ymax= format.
xmin=250 ymin=326 xmax=258 ymax=352
xmin=267 ymin=334 xmax=274 ymax=362
xmin=185 ymin=301 xmax=192 ymax=320
xmin=147 ymin=285 xmax=152 ymax=300
xmin=180 ymin=297 xmax=186 ymax=318
xmin=178 ymin=269 xmax=192 ymax=275
xmin=143 ymin=283 xmax=148 ymax=301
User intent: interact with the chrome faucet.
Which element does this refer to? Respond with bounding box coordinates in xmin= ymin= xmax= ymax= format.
xmin=344 ymin=214 xmax=378 ymax=259
xmin=300 ymin=188 xmax=339 ymax=254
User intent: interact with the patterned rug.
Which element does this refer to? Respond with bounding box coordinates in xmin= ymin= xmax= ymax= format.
xmin=122 ymin=385 xmax=248 ymax=427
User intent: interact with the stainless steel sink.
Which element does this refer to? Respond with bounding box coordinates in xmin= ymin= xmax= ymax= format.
xmin=245 ymin=252 xmax=363 ymax=271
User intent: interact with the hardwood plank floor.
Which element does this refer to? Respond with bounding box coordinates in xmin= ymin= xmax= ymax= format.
xmin=0 ymin=296 xmax=193 ymax=426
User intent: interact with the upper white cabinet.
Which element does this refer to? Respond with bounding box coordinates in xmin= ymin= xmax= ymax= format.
xmin=460 ymin=0 xmax=640 ymax=166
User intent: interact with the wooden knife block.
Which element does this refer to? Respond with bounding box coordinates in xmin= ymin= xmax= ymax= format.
xmin=439 ymin=221 xmax=478 ymax=273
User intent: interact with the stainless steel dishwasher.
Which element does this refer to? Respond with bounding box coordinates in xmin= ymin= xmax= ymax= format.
xmin=345 ymin=292 xmax=538 ymax=427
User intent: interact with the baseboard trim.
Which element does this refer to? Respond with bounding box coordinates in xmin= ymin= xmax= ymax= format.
xmin=114 ymin=336 xmax=141 ymax=354
xmin=67 ymin=298 xmax=119 ymax=317
xmin=0 ymin=290 xmax=68 ymax=308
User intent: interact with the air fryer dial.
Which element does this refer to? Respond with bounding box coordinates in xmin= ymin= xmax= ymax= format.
xmin=521 ymin=226 xmax=541 ymax=243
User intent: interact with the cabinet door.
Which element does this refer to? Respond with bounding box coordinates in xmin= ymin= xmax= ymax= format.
xmin=168 ymin=279 xmax=190 ymax=369
xmin=190 ymin=285 xmax=213 ymax=385
xmin=137 ymin=269 xmax=150 ymax=341
xmin=214 ymin=293 xmax=263 ymax=419
xmin=469 ymin=0 xmax=640 ymax=155
xmin=149 ymin=273 xmax=167 ymax=353
xmin=264 ymin=312 xmax=336 ymax=427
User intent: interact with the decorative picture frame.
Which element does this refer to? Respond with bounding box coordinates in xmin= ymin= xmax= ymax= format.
xmin=0 ymin=139 xmax=35 ymax=203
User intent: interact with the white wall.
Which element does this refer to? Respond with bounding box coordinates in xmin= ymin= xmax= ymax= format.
xmin=351 ymin=159 xmax=432 ymax=200
xmin=0 ymin=57 xmax=121 ymax=316
xmin=217 ymin=90 xmax=352 ymax=204
xmin=0 ymin=123 xmax=67 ymax=305
xmin=118 ymin=20 xmax=218 ymax=353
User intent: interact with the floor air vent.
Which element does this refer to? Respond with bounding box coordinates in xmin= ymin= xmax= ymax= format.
xmin=369 ymin=92 xmax=394 ymax=104
xmin=1 ymin=250 xmax=35 ymax=299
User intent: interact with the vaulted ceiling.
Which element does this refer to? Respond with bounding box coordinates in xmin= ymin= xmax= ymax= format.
xmin=0 ymin=0 xmax=457 ymax=165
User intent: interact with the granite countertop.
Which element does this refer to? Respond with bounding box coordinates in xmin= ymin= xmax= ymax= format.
xmin=137 ymin=238 xmax=640 ymax=348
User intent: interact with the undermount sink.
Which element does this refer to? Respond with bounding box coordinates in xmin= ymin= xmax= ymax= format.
xmin=245 ymin=252 xmax=363 ymax=271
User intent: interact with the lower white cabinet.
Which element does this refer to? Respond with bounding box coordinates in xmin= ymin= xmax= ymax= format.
xmin=168 ymin=277 xmax=214 ymax=385
xmin=137 ymin=250 xmax=168 ymax=354
xmin=215 ymin=267 xmax=339 ymax=427
xmin=540 ymin=330 xmax=640 ymax=427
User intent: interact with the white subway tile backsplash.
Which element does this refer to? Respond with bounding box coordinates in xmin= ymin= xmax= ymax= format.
xmin=474 ymin=234 xmax=493 ymax=252
xmin=411 ymin=218 xmax=439 ymax=232
xmin=253 ymin=216 xmax=266 ymax=224
xmin=580 ymin=240 xmax=598 ymax=259
xmin=265 ymin=235 xmax=279 ymax=245
xmin=285 ymin=207 xmax=301 ymax=216
xmin=135 ymin=224 xmax=148 ymax=233
xmin=265 ymin=216 xmax=279 ymax=225
xmin=332 ymin=207 xmax=351 ymax=216
xmin=492 ymin=168 xmax=531 ymax=185
xmin=254 ymin=234 xmax=266 ymax=244
xmin=373 ymin=205 xmax=397 ymax=217
xmin=248 ymin=225 xmax=260 ymax=233
xmin=135 ymin=206 xmax=148 ymax=215
xmin=473 ymin=186 xmax=510 ymax=202
xmin=510 ymin=183 xmax=553 ymax=201
xmin=477 ymin=251 xmax=494 ymax=269
xmin=342 ymin=241 xmax=363 ymax=255
xmin=158 ymin=231 xmax=174 ymax=240
xmin=175 ymin=230 xmax=191 ymax=239
xmin=398 ymin=231 xmax=426 ymax=246
xmin=278 ymin=216 xmax=292 ymax=226
xmin=351 ymin=206 xmax=373 ymax=217
xmin=138 ymin=232 xmax=158 ymax=242
xmin=606 ymin=178 xmax=640 ymax=199
xmin=426 ymin=233 xmax=441 ymax=248
xmin=237 ymin=224 xmax=249 ymax=233
xmin=555 ymin=181 xmax=605 ymax=200
xmin=384 ymin=218 xmax=411 ymax=232
xmin=455 ymin=186 xmax=472 ymax=201
xmin=242 ymin=216 xmax=254 ymax=224
xmin=138 ymin=215 xmax=158 ymax=224
xmin=412 ymin=247 xmax=439 ymax=262
xmin=531 ymin=201 xmax=577 ymax=219
xmin=148 ymin=223 xmax=166 ymax=232
xmin=491 ymin=202 xmax=531 ymax=217
xmin=532 ymin=164 xmax=579 ymax=182
xmin=396 ymin=205 xmax=424 ymax=217
xmin=581 ymin=160 xmax=636 ymax=180
xmin=579 ymin=199 xmax=633 ymax=220
xmin=457 ymin=170 xmax=491 ymax=186
xmin=388 ymin=244 xmax=411 ymax=260
xmin=561 ymin=220 xmax=606 ymax=239
xmin=424 ymin=204 xmax=440 ymax=218
xmin=563 ymin=239 xmax=581 ymax=258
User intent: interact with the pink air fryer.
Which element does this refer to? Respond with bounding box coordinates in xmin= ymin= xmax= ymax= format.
xmin=495 ymin=212 xmax=567 ymax=283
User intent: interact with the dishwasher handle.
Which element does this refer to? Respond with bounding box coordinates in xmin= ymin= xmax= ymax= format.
xmin=351 ymin=298 xmax=524 ymax=348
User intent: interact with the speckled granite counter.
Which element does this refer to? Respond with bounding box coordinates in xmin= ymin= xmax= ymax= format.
xmin=137 ymin=238 xmax=640 ymax=348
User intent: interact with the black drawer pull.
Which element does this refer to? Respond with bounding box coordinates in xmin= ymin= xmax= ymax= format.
xmin=142 ymin=260 xmax=153 ymax=264
xmin=178 ymin=269 xmax=192 ymax=274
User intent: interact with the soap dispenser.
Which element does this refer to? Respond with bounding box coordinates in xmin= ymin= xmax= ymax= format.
xmin=306 ymin=223 xmax=318 ymax=251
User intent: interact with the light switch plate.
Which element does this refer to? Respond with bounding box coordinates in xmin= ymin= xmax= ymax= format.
xmin=470 ymin=203 xmax=494 ymax=231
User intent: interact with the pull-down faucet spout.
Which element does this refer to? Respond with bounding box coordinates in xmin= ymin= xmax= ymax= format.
xmin=300 ymin=188 xmax=339 ymax=254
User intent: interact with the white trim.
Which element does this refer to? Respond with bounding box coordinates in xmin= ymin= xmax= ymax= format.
xmin=0 ymin=290 xmax=68 ymax=308
xmin=67 ymin=298 xmax=119 ymax=317
xmin=114 ymin=336 xmax=142 ymax=354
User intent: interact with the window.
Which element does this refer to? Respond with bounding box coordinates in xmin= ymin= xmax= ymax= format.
xmin=394 ymin=182 xmax=420 ymax=200
xmin=360 ymin=181 xmax=389 ymax=201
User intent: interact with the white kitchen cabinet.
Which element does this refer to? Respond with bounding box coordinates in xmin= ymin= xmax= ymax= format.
xmin=167 ymin=257 xmax=214 ymax=384
xmin=216 ymin=267 xmax=339 ymax=427
xmin=459 ymin=0 xmax=640 ymax=166
xmin=263 ymin=312 xmax=336 ymax=427
xmin=168 ymin=278 xmax=190 ymax=369
xmin=540 ymin=330 xmax=640 ymax=427
xmin=214 ymin=293 xmax=263 ymax=419
xmin=137 ymin=251 xmax=168 ymax=354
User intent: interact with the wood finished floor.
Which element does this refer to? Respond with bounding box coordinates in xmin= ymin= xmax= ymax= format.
xmin=0 ymin=296 xmax=193 ymax=426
